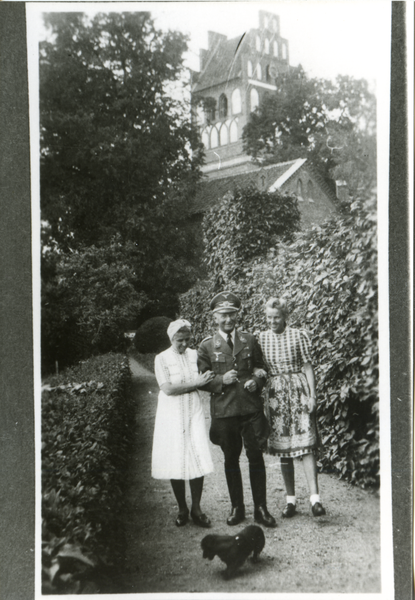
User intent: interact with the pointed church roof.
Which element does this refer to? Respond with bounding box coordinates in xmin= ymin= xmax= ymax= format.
xmin=192 ymin=34 xmax=247 ymax=93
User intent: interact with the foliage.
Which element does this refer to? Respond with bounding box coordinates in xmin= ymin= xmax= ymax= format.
xmin=134 ymin=316 xmax=172 ymax=354
xmin=242 ymin=67 xmax=376 ymax=197
xmin=202 ymin=185 xmax=301 ymax=284
xmin=181 ymin=194 xmax=379 ymax=487
xmin=40 ymin=11 xmax=203 ymax=327
xmin=42 ymin=353 xmax=133 ymax=593
xmin=40 ymin=11 xmax=203 ymax=249
xmin=41 ymin=239 xmax=147 ymax=373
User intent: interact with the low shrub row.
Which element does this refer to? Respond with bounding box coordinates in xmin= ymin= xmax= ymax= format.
xmin=180 ymin=195 xmax=379 ymax=488
xmin=41 ymin=353 xmax=134 ymax=594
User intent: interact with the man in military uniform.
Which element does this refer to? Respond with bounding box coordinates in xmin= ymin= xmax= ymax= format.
xmin=197 ymin=291 xmax=276 ymax=527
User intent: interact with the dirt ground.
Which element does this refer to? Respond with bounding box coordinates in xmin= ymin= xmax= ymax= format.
xmin=116 ymin=356 xmax=381 ymax=594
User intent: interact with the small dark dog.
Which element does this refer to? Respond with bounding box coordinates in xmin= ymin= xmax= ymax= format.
xmin=201 ymin=525 xmax=265 ymax=579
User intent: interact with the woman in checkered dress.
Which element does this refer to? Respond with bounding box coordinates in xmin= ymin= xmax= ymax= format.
xmin=257 ymin=298 xmax=326 ymax=518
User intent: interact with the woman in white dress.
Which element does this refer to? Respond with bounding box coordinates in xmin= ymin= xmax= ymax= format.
xmin=256 ymin=298 xmax=326 ymax=518
xmin=152 ymin=319 xmax=215 ymax=527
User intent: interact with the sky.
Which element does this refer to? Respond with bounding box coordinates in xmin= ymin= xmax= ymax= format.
xmin=32 ymin=1 xmax=391 ymax=88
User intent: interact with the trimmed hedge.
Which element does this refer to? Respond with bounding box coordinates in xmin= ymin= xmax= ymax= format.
xmin=42 ymin=353 xmax=133 ymax=594
xmin=180 ymin=195 xmax=379 ymax=488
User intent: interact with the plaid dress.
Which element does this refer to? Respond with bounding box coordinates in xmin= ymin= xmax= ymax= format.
xmin=259 ymin=327 xmax=318 ymax=458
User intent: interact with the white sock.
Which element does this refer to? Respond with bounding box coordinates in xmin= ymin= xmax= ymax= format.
xmin=310 ymin=494 xmax=321 ymax=506
xmin=286 ymin=495 xmax=296 ymax=506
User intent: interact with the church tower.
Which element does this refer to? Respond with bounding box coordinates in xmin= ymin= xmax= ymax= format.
xmin=191 ymin=11 xmax=290 ymax=179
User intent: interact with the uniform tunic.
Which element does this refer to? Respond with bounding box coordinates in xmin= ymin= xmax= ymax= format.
xmin=151 ymin=347 xmax=213 ymax=480
xmin=259 ymin=327 xmax=318 ymax=458
xmin=197 ymin=330 xmax=265 ymax=418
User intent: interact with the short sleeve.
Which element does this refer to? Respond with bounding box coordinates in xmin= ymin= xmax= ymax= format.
xmin=298 ymin=329 xmax=312 ymax=364
xmin=154 ymin=352 xmax=170 ymax=387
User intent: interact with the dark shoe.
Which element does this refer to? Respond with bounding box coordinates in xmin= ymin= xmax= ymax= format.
xmin=191 ymin=511 xmax=211 ymax=528
xmin=175 ymin=510 xmax=189 ymax=527
xmin=282 ymin=503 xmax=296 ymax=518
xmin=226 ymin=506 xmax=245 ymax=526
xmin=311 ymin=502 xmax=326 ymax=517
xmin=254 ymin=505 xmax=277 ymax=528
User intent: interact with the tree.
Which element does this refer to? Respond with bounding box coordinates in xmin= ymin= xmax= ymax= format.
xmin=40 ymin=11 xmax=203 ymax=247
xmin=40 ymin=12 xmax=204 ymax=333
xmin=242 ymin=67 xmax=376 ymax=197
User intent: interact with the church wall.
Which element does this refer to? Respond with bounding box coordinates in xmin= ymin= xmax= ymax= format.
xmin=281 ymin=167 xmax=338 ymax=228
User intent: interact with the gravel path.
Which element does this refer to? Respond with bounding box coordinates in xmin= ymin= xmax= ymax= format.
xmin=116 ymin=356 xmax=381 ymax=594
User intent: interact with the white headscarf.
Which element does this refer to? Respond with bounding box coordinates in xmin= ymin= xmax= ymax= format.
xmin=167 ymin=319 xmax=192 ymax=342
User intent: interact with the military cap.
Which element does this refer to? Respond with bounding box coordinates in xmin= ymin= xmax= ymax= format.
xmin=210 ymin=291 xmax=241 ymax=313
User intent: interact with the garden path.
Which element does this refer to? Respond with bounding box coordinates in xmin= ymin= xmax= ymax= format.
xmin=116 ymin=356 xmax=381 ymax=594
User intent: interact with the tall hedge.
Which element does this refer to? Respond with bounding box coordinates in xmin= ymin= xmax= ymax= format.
xmin=203 ymin=185 xmax=301 ymax=283
xmin=180 ymin=194 xmax=379 ymax=487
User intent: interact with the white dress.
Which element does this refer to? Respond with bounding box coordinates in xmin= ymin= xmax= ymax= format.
xmin=151 ymin=347 xmax=214 ymax=480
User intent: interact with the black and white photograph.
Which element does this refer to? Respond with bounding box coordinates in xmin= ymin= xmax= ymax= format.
xmin=0 ymin=0 xmax=409 ymax=597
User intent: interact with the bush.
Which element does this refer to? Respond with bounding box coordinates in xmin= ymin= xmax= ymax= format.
xmin=203 ymin=185 xmax=301 ymax=283
xmin=134 ymin=316 xmax=172 ymax=354
xmin=180 ymin=194 xmax=379 ymax=487
xmin=42 ymin=239 xmax=147 ymax=374
xmin=41 ymin=353 xmax=134 ymax=593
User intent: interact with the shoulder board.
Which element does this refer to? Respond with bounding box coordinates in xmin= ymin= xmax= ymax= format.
xmin=201 ymin=335 xmax=213 ymax=342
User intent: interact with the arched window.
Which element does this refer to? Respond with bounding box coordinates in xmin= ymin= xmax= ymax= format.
xmin=256 ymin=35 xmax=261 ymax=51
xmin=247 ymin=60 xmax=253 ymax=77
xmin=219 ymin=123 xmax=228 ymax=146
xmin=219 ymin=94 xmax=228 ymax=119
xmin=297 ymin=178 xmax=304 ymax=200
xmin=308 ymin=180 xmax=314 ymax=202
xmin=272 ymin=18 xmax=278 ymax=33
xmin=231 ymin=88 xmax=242 ymax=114
xmin=230 ymin=119 xmax=238 ymax=143
xmin=210 ymin=127 xmax=218 ymax=148
xmin=264 ymin=38 xmax=270 ymax=54
xmin=273 ymin=41 xmax=279 ymax=57
xmin=282 ymin=44 xmax=287 ymax=60
xmin=265 ymin=65 xmax=271 ymax=82
xmin=202 ymin=129 xmax=210 ymax=149
xmin=250 ymin=88 xmax=259 ymax=112
xmin=263 ymin=15 xmax=269 ymax=29
xmin=256 ymin=63 xmax=262 ymax=80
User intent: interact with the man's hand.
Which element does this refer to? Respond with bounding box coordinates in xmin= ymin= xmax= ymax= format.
xmin=223 ymin=369 xmax=238 ymax=385
xmin=244 ymin=379 xmax=257 ymax=392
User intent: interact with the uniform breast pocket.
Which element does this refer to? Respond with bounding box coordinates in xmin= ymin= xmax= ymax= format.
xmin=212 ymin=354 xmax=227 ymax=374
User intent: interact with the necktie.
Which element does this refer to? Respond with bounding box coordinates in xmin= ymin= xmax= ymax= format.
xmin=227 ymin=334 xmax=234 ymax=352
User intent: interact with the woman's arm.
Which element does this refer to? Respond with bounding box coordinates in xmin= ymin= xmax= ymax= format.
xmin=160 ymin=371 xmax=215 ymax=396
xmin=303 ymin=361 xmax=317 ymax=413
